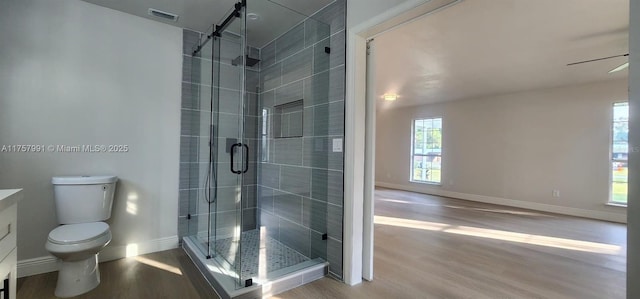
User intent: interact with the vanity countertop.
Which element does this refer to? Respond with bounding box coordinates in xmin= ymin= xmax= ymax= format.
xmin=0 ymin=189 xmax=22 ymax=212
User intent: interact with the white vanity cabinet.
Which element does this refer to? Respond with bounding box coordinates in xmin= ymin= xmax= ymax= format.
xmin=0 ymin=189 xmax=21 ymax=299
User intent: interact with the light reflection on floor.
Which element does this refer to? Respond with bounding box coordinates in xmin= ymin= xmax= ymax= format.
xmin=377 ymin=197 xmax=551 ymax=217
xmin=374 ymin=215 xmax=622 ymax=255
xmin=134 ymin=256 xmax=183 ymax=275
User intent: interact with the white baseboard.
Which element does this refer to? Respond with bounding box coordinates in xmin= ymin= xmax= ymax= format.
xmin=375 ymin=182 xmax=627 ymax=223
xmin=17 ymin=256 xmax=58 ymax=278
xmin=17 ymin=235 xmax=179 ymax=278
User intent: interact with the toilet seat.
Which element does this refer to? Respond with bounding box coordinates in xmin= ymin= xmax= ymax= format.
xmin=48 ymin=222 xmax=110 ymax=245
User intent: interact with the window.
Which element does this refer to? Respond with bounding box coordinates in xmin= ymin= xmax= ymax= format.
xmin=411 ymin=118 xmax=442 ymax=184
xmin=610 ymin=102 xmax=628 ymax=205
xmin=261 ymin=108 xmax=270 ymax=162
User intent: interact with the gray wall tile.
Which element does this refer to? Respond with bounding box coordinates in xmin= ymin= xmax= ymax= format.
xmin=310 ymin=230 xmax=327 ymax=260
xmin=260 ymin=163 xmax=280 ymax=189
xmin=313 ymin=0 xmax=346 ymax=35
xmin=261 ymin=90 xmax=275 ymax=109
xmin=327 ymin=204 xmax=343 ymax=241
xmin=243 ymin=208 xmax=257 ymax=231
xmin=182 ymin=82 xmax=199 ymax=110
xmin=274 ymin=138 xmax=303 ymax=166
xmin=280 ymin=166 xmax=311 ymax=196
xmin=218 ymin=88 xmax=242 ymax=114
xmin=305 ymin=18 xmax=330 ymax=47
xmin=183 ymin=29 xmax=201 ymax=55
xmin=327 ymin=238 xmax=343 ymax=277
xmin=329 ymin=101 xmax=345 ymax=136
xmin=258 ymin=186 xmax=274 ymax=212
xmin=276 ymin=23 xmax=305 ymax=61
xmin=313 ymin=39 xmax=331 ymax=75
xmin=279 ymin=218 xmax=310 ymax=257
xmin=303 ymin=137 xmax=344 ymax=171
xmin=330 ymin=30 xmax=346 ymax=68
xmin=274 ymin=191 xmax=303 ymax=223
xmin=303 ymin=72 xmax=328 ymax=107
xmin=313 ymin=103 xmax=329 ymax=136
xmin=179 ymin=189 xmax=198 ymax=216
xmin=311 ymin=169 xmax=343 ymax=205
xmin=260 ymin=210 xmax=280 ymax=240
xmin=289 ymin=111 xmax=303 ymax=137
xmin=304 ymin=107 xmax=314 ymax=136
xmin=217 ymin=63 xmax=242 ymax=90
xmin=180 ymin=136 xmax=199 ymax=163
xmin=247 ymin=70 xmax=260 ymax=93
xmin=282 ymin=48 xmax=312 ymax=85
xmin=181 ymin=109 xmax=199 ymax=136
xmin=275 ymin=81 xmax=304 ymax=106
xmin=179 ymin=216 xmax=189 ymax=238
xmin=303 ymin=198 xmax=327 ymax=232
xmin=261 ymin=40 xmax=276 ymax=68
xmin=261 ymin=62 xmax=282 ymax=91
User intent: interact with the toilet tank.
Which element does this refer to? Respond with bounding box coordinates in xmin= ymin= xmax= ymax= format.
xmin=51 ymin=176 xmax=118 ymax=224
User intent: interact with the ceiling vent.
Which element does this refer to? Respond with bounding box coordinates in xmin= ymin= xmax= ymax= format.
xmin=148 ymin=8 xmax=179 ymax=22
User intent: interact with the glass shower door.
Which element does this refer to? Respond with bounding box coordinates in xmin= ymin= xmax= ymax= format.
xmin=210 ymin=3 xmax=248 ymax=287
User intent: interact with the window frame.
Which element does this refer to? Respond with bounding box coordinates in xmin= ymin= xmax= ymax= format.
xmin=609 ymin=102 xmax=628 ymax=206
xmin=410 ymin=117 xmax=443 ymax=185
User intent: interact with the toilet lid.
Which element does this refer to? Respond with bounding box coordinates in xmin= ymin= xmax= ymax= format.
xmin=48 ymin=222 xmax=110 ymax=245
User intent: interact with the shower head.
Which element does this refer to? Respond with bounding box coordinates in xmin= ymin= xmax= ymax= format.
xmin=232 ymin=55 xmax=261 ymax=67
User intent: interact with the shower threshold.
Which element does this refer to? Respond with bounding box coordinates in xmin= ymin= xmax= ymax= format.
xmin=182 ymin=230 xmax=327 ymax=299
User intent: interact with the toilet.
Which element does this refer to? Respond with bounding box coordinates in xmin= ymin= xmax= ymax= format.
xmin=45 ymin=175 xmax=118 ymax=298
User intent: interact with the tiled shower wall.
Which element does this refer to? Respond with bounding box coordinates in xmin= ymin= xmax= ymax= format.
xmin=257 ymin=0 xmax=346 ymax=279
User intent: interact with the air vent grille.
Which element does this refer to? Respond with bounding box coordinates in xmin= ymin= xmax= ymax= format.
xmin=148 ymin=8 xmax=179 ymax=22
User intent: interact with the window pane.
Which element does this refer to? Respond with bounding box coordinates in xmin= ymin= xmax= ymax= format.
xmin=614 ymin=103 xmax=629 ymax=121
xmin=412 ymin=155 xmax=441 ymax=183
xmin=414 ymin=120 xmax=424 ymax=155
xmin=610 ymin=103 xmax=629 ymax=204
xmin=412 ymin=117 xmax=443 ymax=184
xmin=611 ymin=162 xmax=628 ymax=204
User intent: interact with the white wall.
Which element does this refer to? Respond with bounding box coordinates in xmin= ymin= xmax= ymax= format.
xmin=0 ymin=0 xmax=182 ymax=270
xmin=376 ymin=79 xmax=628 ymax=222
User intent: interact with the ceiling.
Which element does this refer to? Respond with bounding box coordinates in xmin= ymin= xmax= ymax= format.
xmin=374 ymin=0 xmax=630 ymax=108
xmin=80 ymin=0 xmax=334 ymax=48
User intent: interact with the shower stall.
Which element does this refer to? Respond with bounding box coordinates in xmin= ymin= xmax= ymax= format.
xmin=179 ymin=0 xmax=346 ymax=297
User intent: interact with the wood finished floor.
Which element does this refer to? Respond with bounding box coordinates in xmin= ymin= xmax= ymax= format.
xmin=279 ymin=188 xmax=626 ymax=299
xmin=18 ymin=188 xmax=626 ymax=298
xmin=17 ymin=248 xmax=217 ymax=299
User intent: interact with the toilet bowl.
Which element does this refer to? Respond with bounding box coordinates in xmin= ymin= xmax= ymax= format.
xmin=46 ymin=222 xmax=112 ymax=297
xmin=47 ymin=175 xmax=117 ymax=298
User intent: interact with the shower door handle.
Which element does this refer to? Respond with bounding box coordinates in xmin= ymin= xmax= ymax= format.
xmin=230 ymin=143 xmax=242 ymax=174
xmin=242 ymin=144 xmax=249 ymax=173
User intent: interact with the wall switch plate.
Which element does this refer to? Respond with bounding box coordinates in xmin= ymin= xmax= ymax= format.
xmin=552 ymin=190 xmax=560 ymax=198
xmin=332 ymin=138 xmax=343 ymax=152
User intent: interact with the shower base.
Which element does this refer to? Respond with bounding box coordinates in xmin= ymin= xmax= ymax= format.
xmin=214 ymin=229 xmax=310 ymax=279
xmin=183 ymin=230 xmax=327 ymax=299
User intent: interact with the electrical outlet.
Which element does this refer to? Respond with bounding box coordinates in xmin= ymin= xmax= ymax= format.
xmin=552 ymin=190 xmax=560 ymax=198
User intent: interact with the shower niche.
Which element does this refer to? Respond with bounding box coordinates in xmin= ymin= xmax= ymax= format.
xmin=274 ymin=100 xmax=303 ymax=138
xmin=178 ymin=0 xmax=346 ymax=297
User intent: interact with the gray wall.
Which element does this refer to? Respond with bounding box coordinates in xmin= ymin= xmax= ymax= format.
xmin=0 ymin=0 xmax=182 ymax=261
xmin=257 ymin=0 xmax=346 ymax=279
